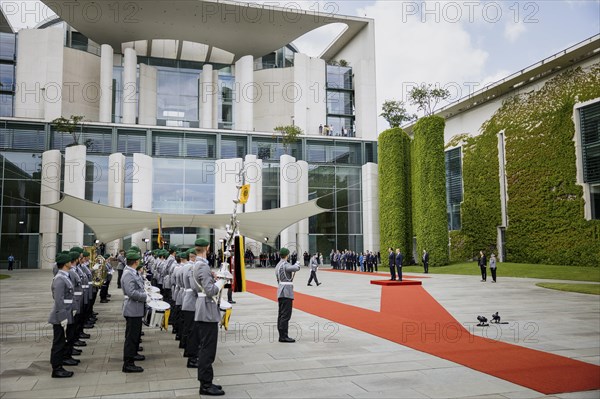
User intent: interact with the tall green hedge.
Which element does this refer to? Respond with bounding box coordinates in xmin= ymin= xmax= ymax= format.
xmin=458 ymin=65 xmax=600 ymax=266
xmin=378 ymin=128 xmax=412 ymax=259
xmin=413 ymin=116 xmax=449 ymax=266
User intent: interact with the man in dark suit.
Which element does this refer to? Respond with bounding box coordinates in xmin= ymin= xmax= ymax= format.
xmin=395 ymin=249 xmax=403 ymax=281
xmin=387 ymin=248 xmax=396 ymax=280
xmin=422 ymin=249 xmax=429 ymax=274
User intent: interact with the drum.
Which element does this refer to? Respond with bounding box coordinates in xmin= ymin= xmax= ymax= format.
xmin=144 ymin=300 xmax=170 ymax=329
xmin=149 ymin=292 xmax=163 ymax=301
xmin=147 ymin=286 xmax=160 ymax=294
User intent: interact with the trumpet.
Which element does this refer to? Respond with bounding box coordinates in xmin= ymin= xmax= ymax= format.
xmin=91 ymin=255 xmax=108 ymax=288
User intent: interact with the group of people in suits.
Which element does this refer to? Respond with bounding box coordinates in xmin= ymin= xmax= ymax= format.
xmin=330 ymin=249 xmax=380 ymax=272
xmin=48 ymin=247 xmax=102 ymax=378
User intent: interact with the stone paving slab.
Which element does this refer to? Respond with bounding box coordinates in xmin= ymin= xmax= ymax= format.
xmin=1 ymin=269 xmax=599 ymax=398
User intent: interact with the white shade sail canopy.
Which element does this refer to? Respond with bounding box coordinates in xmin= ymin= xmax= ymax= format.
xmin=47 ymin=194 xmax=329 ymax=245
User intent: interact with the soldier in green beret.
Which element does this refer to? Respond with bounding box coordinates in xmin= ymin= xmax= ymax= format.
xmin=191 ymin=238 xmax=225 ymax=396
xmin=276 ymin=247 xmax=300 ymax=343
xmin=121 ymin=250 xmax=147 ymax=373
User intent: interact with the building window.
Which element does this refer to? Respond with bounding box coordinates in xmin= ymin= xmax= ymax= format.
xmin=1 ymin=123 xmax=46 ymax=151
xmin=118 ymin=129 xmax=147 ymax=154
xmin=577 ymin=100 xmax=600 ymax=220
xmin=445 ymin=147 xmax=463 ymax=230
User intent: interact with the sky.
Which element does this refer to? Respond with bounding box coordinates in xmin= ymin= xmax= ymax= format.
xmin=2 ymin=0 xmax=599 ymax=131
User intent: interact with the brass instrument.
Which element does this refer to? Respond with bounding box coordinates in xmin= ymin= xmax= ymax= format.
xmin=91 ymin=255 xmax=108 ymax=288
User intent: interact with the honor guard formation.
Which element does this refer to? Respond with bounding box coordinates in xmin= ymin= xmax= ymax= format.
xmin=47 ymin=238 xmax=240 ymax=396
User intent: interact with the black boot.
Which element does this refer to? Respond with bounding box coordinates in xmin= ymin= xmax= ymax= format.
xmin=200 ymin=383 xmax=224 ymax=396
xmin=52 ymin=367 xmax=74 ymax=378
xmin=186 ymin=357 xmax=199 ymax=368
xmin=122 ymin=361 xmax=144 ymax=373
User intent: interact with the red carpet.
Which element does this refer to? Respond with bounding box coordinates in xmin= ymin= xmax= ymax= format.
xmin=246 ymin=280 xmax=600 ymax=394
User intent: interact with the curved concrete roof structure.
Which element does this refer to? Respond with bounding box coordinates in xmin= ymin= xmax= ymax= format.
xmin=41 ymin=0 xmax=370 ymax=60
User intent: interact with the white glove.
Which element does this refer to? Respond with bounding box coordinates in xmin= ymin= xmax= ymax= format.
xmin=146 ymin=295 xmax=152 ymax=304
xmin=60 ymin=319 xmax=68 ymax=329
xmin=214 ymin=279 xmax=226 ymax=291
xmin=72 ymin=310 xmax=77 ymax=317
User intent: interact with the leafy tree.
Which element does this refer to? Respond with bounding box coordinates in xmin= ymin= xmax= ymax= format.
xmin=274 ymin=125 xmax=303 ymax=154
xmin=408 ymin=84 xmax=451 ymax=116
xmin=380 ymin=100 xmax=416 ymax=128
xmin=52 ymin=115 xmax=85 ymax=147
xmin=339 ymin=59 xmax=349 ymax=67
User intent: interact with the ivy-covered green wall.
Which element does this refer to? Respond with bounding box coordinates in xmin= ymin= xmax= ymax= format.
xmin=378 ymin=128 xmax=412 ymax=259
xmin=457 ymin=65 xmax=600 ymax=266
xmin=458 ymin=128 xmax=502 ymax=261
xmin=413 ymin=116 xmax=449 ymax=266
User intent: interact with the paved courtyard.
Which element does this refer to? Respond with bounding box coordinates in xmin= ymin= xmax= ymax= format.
xmin=0 ymin=267 xmax=598 ymax=398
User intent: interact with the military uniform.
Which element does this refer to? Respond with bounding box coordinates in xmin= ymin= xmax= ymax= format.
xmin=307 ymin=255 xmax=321 ymax=286
xmin=48 ymin=255 xmax=75 ymax=378
xmin=276 ymin=248 xmax=300 ymax=342
xmin=192 ymin=238 xmax=225 ymax=396
xmin=181 ymin=253 xmax=199 ymax=358
xmin=121 ymin=251 xmax=147 ymax=373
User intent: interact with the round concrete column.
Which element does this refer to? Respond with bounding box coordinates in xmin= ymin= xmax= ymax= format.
xmin=122 ymin=47 xmax=137 ymax=124
xmin=62 ymin=145 xmax=86 ymax=250
xmin=297 ymin=160 xmax=309 ymax=255
xmin=280 ymin=154 xmax=298 ymax=252
xmin=99 ymin=44 xmax=114 ymax=123
xmin=234 ymin=55 xmax=254 ymax=131
xmin=39 ymin=150 xmax=61 ymax=269
xmin=200 ymin=64 xmax=214 ymax=129
xmin=130 ymin=153 xmax=153 ymax=249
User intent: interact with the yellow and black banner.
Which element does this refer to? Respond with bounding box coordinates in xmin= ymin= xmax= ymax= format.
xmin=233 ymin=235 xmax=246 ymax=292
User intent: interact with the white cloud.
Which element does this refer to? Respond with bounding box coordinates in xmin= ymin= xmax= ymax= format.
xmin=356 ymin=1 xmax=489 ymax=130
xmin=504 ymin=21 xmax=526 ymax=42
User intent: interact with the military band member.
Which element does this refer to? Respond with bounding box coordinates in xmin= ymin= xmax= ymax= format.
xmin=49 ymin=253 xmax=75 ymax=378
xmin=172 ymin=251 xmax=186 ymax=339
xmin=121 ymin=250 xmax=148 ymax=373
xmin=66 ymin=252 xmax=84 ymax=362
xmin=192 ymin=238 xmax=225 ymax=396
xmin=182 ymin=249 xmax=198 ymax=358
xmin=276 ymin=248 xmax=300 ymax=343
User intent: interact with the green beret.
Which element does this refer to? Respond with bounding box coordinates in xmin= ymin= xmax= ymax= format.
xmin=280 ymin=247 xmax=290 ymax=257
xmin=126 ymin=251 xmax=141 ymax=261
xmin=70 ymin=246 xmax=83 ymax=254
xmin=187 ymin=248 xmax=196 ymax=256
xmin=82 ymin=251 xmax=90 ymax=257
xmin=69 ymin=251 xmax=79 ymax=261
xmin=176 ymin=252 xmax=186 ymax=258
xmin=195 ymin=238 xmax=209 ymax=247
xmin=56 ymin=253 xmax=71 ymax=266
xmin=60 ymin=250 xmax=70 ymax=255
xmin=130 ymin=246 xmax=141 ymax=253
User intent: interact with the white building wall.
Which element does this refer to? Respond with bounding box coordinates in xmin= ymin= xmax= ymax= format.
xmin=243 ymin=154 xmax=263 ymax=256
xmin=214 ymin=158 xmax=244 ymax=243
xmin=61 ymin=47 xmax=101 ymax=121
xmin=297 ymin=160 xmax=309 ymax=255
xmin=107 ymin=153 xmax=126 ymax=256
xmin=280 ymin=154 xmax=298 ymax=252
xmin=254 ymin=67 xmax=294 ymax=132
xmin=138 ymin=64 xmax=157 ymax=125
xmin=234 ymin=55 xmax=254 ymax=131
xmin=122 ymin=47 xmax=137 ymax=125
xmin=39 ymin=150 xmax=62 ymax=269
xmin=444 ymin=56 xmax=600 ymax=144
xmin=361 ymin=162 xmax=379 ymax=252
xmin=328 ymin=21 xmax=377 ymax=140
xmin=99 ymin=44 xmax=114 ymax=123
xmin=130 ymin=154 xmax=153 ymax=249
xmin=293 ymin=53 xmax=328 ymax=136
xmin=62 ymin=145 xmax=86 ymax=250
xmin=14 ymin=28 xmax=64 ymax=120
